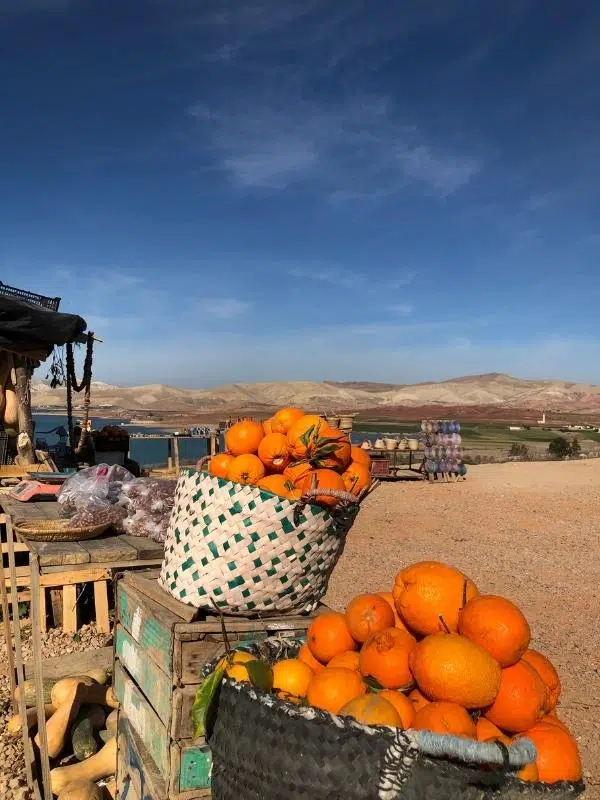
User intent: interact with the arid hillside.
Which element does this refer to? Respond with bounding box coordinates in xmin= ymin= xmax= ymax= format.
xmin=31 ymin=372 xmax=600 ymax=420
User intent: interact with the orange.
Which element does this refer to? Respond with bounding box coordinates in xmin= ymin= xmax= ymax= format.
xmin=377 ymin=592 xmax=411 ymax=632
xmin=378 ymin=690 xmax=416 ymax=728
xmin=312 ymin=428 xmax=352 ymax=472
xmin=409 ymin=688 xmax=431 ymax=712
xmin=286 ymin=415 xmax=327 ymax=460
xmin=339 ymin=694 xmax=402 ymax=726
xmin=306 ymin=667 xmax=366 ymax=714
xmin=539 ymin=713 xmax=570 ymax=733
xmin=358 ymin=627 xmax=416 ymax=690
xmin=257 ymin=474 xmax=300 ymax=500
xmin=350 ymin=446 xmax=372 ymax=469
xmin=257 ymin=433 xmax=291 ymax=473
xmin=393 ymin=561 xmax=479 ymax=636
xmin=328 ymin=650 xmax=360 ymax=671
xmin=296 ymin=468 xmax=346 ymax=508
xmin=262 ymin=418 xmax=274 ymax=435
xmin=297 ymin=643 xmax=326 ymax=673
xmin=227 ymin=454 xmax=265 ymax=485
xmin=272 ymin=659 xmax=313 ymax=698
xmin=307 ymin=612 xmax=357 ymax=664
xmin=518 ymin=722 xmax=582 ymax=783
xmin=225 ymin=419 xmax=265 ymax=456
xmin=345 ymin=593 xmax=396 ymax=643
xmin=409 ymin=633 xmax=501 ymax=709
xmin=342 ymin=462 xmax=371 ymax=497
xmin=521 ymin=649 xmax=561 ymax=711
xmin=283 ymin=461 xmax=313 ymax=488
xmin=475 ymin=717 xmax=504 ymax=742
xmin=414 ymin=702 xmax=477 ymax=738
xmin=485 ymin=660 xmax=547 ymax=733
xmin=517 ymin=761 xmax=539 ymax=782
xmin=458 ymin=594 xmax=531 ymax=667
xmin=208 ymin=452 xmax=234 ymax=479
xmin=271 ymin=407 xmax=305 ymax=435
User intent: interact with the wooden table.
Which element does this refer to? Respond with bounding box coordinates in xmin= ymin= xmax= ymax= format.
xmin=0 ymin=497 xmax=165 ymax=800
xmin=1 ymin=497 xmax=164 ymax=632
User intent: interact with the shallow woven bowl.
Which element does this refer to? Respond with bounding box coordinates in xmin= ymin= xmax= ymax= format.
xmin=13 ymin=519 xmax=109 ymax=542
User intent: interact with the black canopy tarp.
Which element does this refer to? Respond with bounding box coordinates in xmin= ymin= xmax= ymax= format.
xmin=0 ymin=296 xmax=87 ymax=359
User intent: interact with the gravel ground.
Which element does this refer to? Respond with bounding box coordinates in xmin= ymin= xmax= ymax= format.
xmin=325 ymin=458 xmax=600 ymax=798
xmin=0 ymin=624 xmax=111 ymax=800
xmin=1 ymin=459 xmax=598 ymax=797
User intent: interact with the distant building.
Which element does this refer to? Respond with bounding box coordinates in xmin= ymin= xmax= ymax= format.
xmin=509 ymin=426 xmax=523 ymax=431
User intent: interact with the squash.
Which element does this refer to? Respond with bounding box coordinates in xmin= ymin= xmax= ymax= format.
xmin=71 ymin=705 xmax=106 ymax=761
xmin=104 ymin=709 xmax=118 ymax=736
xmin=7 ymin=704 xmax=55 ymax=737
xmin=50 ymin=737 xmax=117 ymax=796
xmin=15 ymin=678 xmax=55 ymax=708
xmin=83 ymin=667 xmax=109 ymax=686
xmin=51 ymin=678 xmax=118 ymax=709
xmin=57 ymin=780 xmax=103 ymax=800
xmin=36 ymin=685 xmax=81 ymax=759
xmin=4 ymin=383 xmax=18 ymax=428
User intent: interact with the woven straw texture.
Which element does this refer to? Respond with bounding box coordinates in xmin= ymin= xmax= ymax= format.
xmin=159 ymin=468 xmax=358 ymax=615
xmin=204 ymin=641 xmax=584 ymax=800
xmin=13 ymin=519 xmax=109 ymax=542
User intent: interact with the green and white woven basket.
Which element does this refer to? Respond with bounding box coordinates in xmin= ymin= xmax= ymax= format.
xmin=158 ymin=467 xmax=361 ymax=616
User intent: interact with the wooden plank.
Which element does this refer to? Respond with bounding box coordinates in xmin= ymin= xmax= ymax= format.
xmin=41 ymin=557 xmax=162 ymax=574
xmin=0 ymin=529 xmax=17 ymax=700
xmin=82 ymin=535 xmax=138 ymax=563
xmin=118 ymin=536 xmax=164 ymax=561
xmin=62 ymin=583 xmax=78 ymax=633
xmin=50 ymin=589 xmax=63 ymax=627
xmin=94 ymin=579 xmax=110 ymax=634
xmin=171 ymin=686 xmax=199 ymax=741
xmin=117 ymin=713 xmax=168 ymax=800
xmin=24 ymin=646 xmax=113 ymax=680
xmin=1 ymin=541 xmax=30 ymax=553
xmin=6 ymin=518 xmax=36 ymax=789
xmin=30 ymin=557 xmax=53 ymax=800
xmin=3 ymin=567 xmax=110 ymax=589
xmin=125 ymin=570 xmax=198 ymax=623
xmin=114 ymin=625 xmax=172 ymax=725
xmin=171 ymin=741 xmax=213 ymax=795
xmin=113 ymin=660 xmax=170 ymax=776
xmin=23 ymin=539 xmax=89 ymax=567
xmin=39 ymin=586 xmax=47 ymax=634
xmin=117 ymin=580 xmax=180 ymax=676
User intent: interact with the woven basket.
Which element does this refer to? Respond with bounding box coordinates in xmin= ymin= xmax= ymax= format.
xmin=205 ymin=640 xmax=585 ymax=800
xmin=13 ymin=519 xmax=109 ymax=542
xmin=158 ymin=466 xmax=364 ymax=616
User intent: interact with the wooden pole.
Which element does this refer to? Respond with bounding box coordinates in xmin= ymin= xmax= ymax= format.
xmin=173 ymin=436 xmax=180 ymax=473
xmin=14 ymin=356 xmax=36 ymax=465
xmin=167 ymin=438 xmax=173 ymax=471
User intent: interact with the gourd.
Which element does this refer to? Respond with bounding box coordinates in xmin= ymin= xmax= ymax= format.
xmin=70 ymin=705 xmax=106 ymax=761
xmin=50 ymin=737 xmax=117 ymax=796
xmin=83 ymin=667 xmax=109 ymax=686
xmin=7 ymin=704 xmax=55 ymax=737
xmin=104 ymin=708 xmax=118 ymax=736
xmin=51 ymin=677 xmax=119 ymax=709
xmin=57 ymin=780 xmax=103 ymax=800
xmin=4 ymin=382 xmax=18 ymax=427
xmin=103 ymin=779 xmax=116 ymax=799
xmin=36 ymin=685 xmax=81 ymax=758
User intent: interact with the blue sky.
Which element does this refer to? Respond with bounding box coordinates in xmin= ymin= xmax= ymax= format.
xmin=2 ymin=0 xmax=600 ymax=387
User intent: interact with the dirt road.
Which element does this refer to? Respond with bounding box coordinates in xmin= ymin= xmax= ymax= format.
xmin=326 ymin=459 xmax=600 ymax=796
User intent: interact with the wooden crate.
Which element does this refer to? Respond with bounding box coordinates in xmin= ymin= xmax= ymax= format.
xmin=114 ymin=570 xmax=324 ymax=797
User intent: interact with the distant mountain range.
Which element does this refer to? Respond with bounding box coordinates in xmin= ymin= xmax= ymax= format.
xmin=30 ymin=373 xmax=600 ymax=420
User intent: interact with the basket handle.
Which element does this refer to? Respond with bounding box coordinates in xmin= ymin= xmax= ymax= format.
xmin=196 ymin=455 xmax=211 ymax=470
xmin=298 ymin=487 xmax=359 ymax=506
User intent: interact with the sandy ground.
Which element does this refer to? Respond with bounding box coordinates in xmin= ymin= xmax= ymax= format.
xmin=1 ymin=459 xmax=598 ymax=797
xmin=326 ymin=459 xmax=600 ymax=797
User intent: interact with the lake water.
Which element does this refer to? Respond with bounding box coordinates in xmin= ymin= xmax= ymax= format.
xmin=32 ymin=414 xmax=400 ymax=468
xmin=33 ymin=414 xmax=212 ymax=467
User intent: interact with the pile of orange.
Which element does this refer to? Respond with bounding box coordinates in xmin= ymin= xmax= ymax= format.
xmin=206 ymin=408 xmax=373 ymax=508
xmin=226 ymin=561 xmax=582 ymax=786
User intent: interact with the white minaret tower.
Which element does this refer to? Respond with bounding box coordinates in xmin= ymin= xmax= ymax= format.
xmin=537 ymin=410 xmax=546 ymax=425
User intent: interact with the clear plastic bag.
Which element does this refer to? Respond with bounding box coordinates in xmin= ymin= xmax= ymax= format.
xmin=57 ymin=464 xmax=135 ymax=516
xmin=120 ymin=478 xmax=178 ymax=542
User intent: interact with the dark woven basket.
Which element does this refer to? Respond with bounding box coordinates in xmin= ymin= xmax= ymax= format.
xmin=204 ymin=640 xmax=585 ymax=800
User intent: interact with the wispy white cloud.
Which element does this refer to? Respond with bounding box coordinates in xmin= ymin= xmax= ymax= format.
xmin=288 ymin=265 xmax=417 ymax=292
xmin=387 ymin=303 xmax=413 ymax=316
xmin=188 ymin=92 xmax=481 ymax=201
xmin=195 ymin=298 xmax=251 ymax=319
